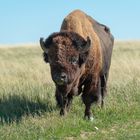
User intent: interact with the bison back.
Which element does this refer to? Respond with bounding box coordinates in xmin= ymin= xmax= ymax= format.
xmin=87 ymin=15 xmax=114 ymax=75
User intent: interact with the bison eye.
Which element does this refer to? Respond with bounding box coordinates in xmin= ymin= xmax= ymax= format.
xmin=68 ymin=56 xmax=78 ymax=65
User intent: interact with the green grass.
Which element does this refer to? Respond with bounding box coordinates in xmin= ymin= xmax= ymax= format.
xmin=0 ymin=41 xmax=140 ymax=140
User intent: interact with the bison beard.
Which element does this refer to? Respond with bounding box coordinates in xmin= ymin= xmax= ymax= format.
xmin=40 ymin=10 xmax=114 ymax=120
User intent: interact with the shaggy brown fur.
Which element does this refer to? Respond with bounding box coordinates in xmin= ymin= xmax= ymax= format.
xmin=40 ymin=10 xmax=114 ymax=119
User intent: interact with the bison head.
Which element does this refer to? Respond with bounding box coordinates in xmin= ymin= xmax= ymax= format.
xmin=40 ymin=31 xmax=91 ymax=92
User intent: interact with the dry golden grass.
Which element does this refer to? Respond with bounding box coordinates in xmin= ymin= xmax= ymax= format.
xmin=0 ymin=41 xmax=139 ymax=139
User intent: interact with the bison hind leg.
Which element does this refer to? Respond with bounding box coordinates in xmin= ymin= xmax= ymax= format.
xmin=100 ymin=73 xmax=108 ymax=108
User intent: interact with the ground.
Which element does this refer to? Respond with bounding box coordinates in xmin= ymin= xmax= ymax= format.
xmin=0 ymin=41 xmax=140 ymax=140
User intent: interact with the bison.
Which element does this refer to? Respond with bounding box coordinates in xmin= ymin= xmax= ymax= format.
xmin=40 ymin=10 xmax=114 ymax=120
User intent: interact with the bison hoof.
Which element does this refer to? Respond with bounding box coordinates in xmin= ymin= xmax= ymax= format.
xmin=89 ymin=116 xmax=94 ymax=121
xmin=84 ymin=115 xmax=94 ymax=121
xmin=60 ymin=109 xmax=66 ymax=116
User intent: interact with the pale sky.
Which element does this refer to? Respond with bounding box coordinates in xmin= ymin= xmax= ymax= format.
xmin=0 ymin=0 xmax=140 ymax=44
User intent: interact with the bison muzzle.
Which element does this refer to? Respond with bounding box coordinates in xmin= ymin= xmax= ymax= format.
xmin=40 ymin=10 xmax=114 ymax=120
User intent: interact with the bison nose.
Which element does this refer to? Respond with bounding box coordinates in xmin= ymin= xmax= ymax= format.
xmin=53 ymin=73 xmax=67 ymax=85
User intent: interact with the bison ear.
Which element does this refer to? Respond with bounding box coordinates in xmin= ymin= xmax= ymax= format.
xmin=40 ymin=37 xmax=49 ymax=63
xmin=40 ymin=37 xmax=49 ymax=53
xmin=43 ymin=52 xmax=49 ymax=63
xmin=79 ymin=37 xmax=91 ymax=66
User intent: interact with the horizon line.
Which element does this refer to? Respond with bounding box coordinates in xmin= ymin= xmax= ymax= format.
xmin=0 ymin=40 xmax=140 ymax=48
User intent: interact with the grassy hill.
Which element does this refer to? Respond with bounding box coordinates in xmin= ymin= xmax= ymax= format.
xmin=0 ymin=41 xmax=140 ymax=140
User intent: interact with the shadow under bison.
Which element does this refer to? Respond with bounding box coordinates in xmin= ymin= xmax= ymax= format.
xmin=0 ymin=95 xmax=55 ymax=124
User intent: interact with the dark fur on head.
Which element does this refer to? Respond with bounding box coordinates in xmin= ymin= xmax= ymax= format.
xmin=44 ymin=31 xmax=88 ymax=50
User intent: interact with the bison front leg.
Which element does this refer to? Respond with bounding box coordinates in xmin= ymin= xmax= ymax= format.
xmin=66 ymin=94 xmax=73 ymax=112
xmin=55 ymin=90 xmax=73 ymax=116
xmin=82 ymin=93 xmax=94 ymax=120
xmin=59 ymin=96 xmax=73 ymax=115
xmin=55 ymin=91 xmax=66 ymax=115
xmin=82 ymin=79 xmax=101 ymax=120
xmin=59 ymin=97 xmax=68 ymax=116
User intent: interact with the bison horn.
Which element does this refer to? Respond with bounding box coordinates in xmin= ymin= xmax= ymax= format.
xmin=40 ymin=38 xmax=48 ymax=53
xmin=86 ymin=36 xmax=91 ymax=48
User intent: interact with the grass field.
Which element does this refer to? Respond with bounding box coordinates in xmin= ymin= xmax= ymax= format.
xmin=0 ymin=41 xmax=140 ymax=140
